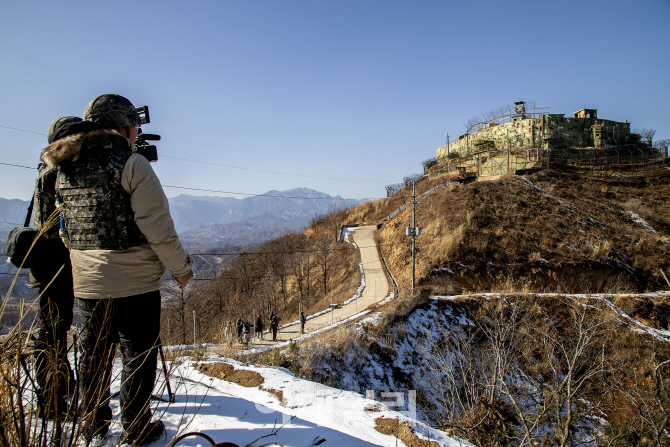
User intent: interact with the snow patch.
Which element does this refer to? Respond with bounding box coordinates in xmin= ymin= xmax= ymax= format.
xmin=341 ymin=226 xmax=360 ymax=247
xmin=626 ymin=210 xmax=657 ymax=233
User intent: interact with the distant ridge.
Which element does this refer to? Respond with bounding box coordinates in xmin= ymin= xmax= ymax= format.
xmin=168 ymin=187 xmax=364 ymax=235
xmin=0 ymin=189 xmax=364 ymax=258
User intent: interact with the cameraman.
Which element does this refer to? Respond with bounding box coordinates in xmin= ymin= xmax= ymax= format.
xmin=42 ymin=94 xmax=192 ymax=446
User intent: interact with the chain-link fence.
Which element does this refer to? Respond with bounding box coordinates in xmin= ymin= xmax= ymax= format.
xmin=547 ymin=144 xmax=667 ymax=178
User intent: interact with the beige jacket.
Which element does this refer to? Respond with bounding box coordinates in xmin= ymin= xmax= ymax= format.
xmin=42 ymin=129 xmax=191 ymax=299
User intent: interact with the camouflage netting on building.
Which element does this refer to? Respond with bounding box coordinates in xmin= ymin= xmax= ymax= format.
xmin=436 ymin=113 xmax=636 ymax=161
xmin=429 ymin=103 xmax=662 ymax=179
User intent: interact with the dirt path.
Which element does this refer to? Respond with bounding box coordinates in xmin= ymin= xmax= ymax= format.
xmin=210 ymin=225 xmax=389 ymax=353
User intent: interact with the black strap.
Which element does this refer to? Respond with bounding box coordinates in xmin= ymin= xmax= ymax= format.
xmin=24 ymin=192 xmax=35 ymax=228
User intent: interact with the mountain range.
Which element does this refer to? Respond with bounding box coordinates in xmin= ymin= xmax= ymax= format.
xmin=0 ymin=188 xmax=364 ymax=299
xmin=168 ymin=187 xmax=364 ymax=247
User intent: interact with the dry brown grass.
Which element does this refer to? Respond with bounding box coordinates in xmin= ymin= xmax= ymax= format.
xmin=376 ymin=170 xmax=670 ymax=294
xmin=375 ymin=417 xmax=439 ymax=447
xmin=343 ymin=197 xmax=403 ymax=225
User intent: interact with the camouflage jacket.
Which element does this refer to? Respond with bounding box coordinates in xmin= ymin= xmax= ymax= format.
xmin=52 ymin=131 xmax=146 ymax=250
xmin=41 ymin=128 xmax=191 ymax=298
xmin=33 ymin=163 xmax=60 ymax=240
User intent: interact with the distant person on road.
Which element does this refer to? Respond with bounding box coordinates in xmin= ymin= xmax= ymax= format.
xmin=270 ymin=314 xmax=281 ymax=341
xmin=236 ymin=319 xmax=243 ymax=343
xmin=255 ymin=315 xmax=264 ymax=340
xmin=242 ymin=321 xmax=252 ymax=347
xmin=224 ymin=320 xmax=232 ymax=346
xmin=300 ymin=311 xmax=306 ymax=335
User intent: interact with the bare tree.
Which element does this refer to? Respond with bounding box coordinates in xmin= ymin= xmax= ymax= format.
xmin=265 ymin=240 xmax=289 ymax=307
xmin=653 ymin=139 xmax=669 ymax=157
xmin=403 ymin=173 xmax=423 ymax=188
xmin=420 ymin=296 xmax=624 ymax=447
xmin=620 ymin=345 xmax=670 ymax=447
xmin=315 ymin=232 xmax=331 ymax=297
xmin=162 ymin=285 xmax=200 ymax=345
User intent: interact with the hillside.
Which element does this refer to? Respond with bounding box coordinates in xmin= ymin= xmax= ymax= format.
xmin=362 ymin=167 xmax=670 ymax=295
xmin=280 ymin=290 xmax=670 ymax=446
xmin=250 ymin=166 xmax=670 ymax=445
xmin=170 ymin=166 xmax=670 ymax=349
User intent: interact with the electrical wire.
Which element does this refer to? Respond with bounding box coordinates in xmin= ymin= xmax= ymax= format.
xmin=1 ymin=161 xmax=386 ymax=201
xmin=0 ymin=164 xmax=383 ymax=200
xmin=161 ymin=155 xmax=382 ymax=182
xmin=191 ymin=243 xmax=393 ymax=256
xmin=0 ymin=125 xmax=384 ymax=183
xmin=0 ymin=162 xmax=35 ymax=170
xmin=162 ymin=185 xmax=383 ymax=200
xmin=0 ymin=125 xmax=45 ymax=136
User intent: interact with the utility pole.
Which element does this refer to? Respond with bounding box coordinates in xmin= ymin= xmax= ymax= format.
xmin=405 ymin=182 xmax=421 ymax=295
xmin=192 ymin=310 xmax=196 ymax=348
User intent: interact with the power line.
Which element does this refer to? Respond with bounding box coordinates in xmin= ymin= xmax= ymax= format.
xmin=0 ymin=161 xmax=383 ymax=200
xmin=0 ymin=221 xmax=25 ymax=226
xmin=0 ymin=125 xmax=45 ymax=136
xmin=0 ymin=162 xmax=36 ymax=170
xmin=191 ymin=243 xmax=392 ymax=256
xmin=162 ymin=185 xmax=383 ymax=200
xmin=0 ymin=125 xmax=384 ymax=183
xmin=161 ymin=155 xmax=383 ymax=183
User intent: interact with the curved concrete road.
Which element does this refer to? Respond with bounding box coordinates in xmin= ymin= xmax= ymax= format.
xmin=220 ymin=225 xmax=390 ymax=351
xmin=303 ymin=225 xmax=389 ymax=332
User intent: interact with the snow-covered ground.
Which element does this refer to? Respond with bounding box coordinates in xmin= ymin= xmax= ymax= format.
xmin=78 ymin=356 xmax=469 ymax=447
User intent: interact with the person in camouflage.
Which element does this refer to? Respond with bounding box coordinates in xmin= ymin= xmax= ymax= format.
xmin=31 ymin=116 xmax=87 ymax=419
xmin=41 ymin=94 xmax=193 ymax=447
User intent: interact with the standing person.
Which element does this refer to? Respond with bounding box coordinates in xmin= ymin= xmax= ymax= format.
xmin=242 ymin=321 xmax=252 ymax=347
xmin=43 ymin=94 xmax=193 ymax=446
xmin=236 ymin=319 xmax=243 ymax=344
xmin=255 ymin=315 xmax=264 ymax=340
xmin=300 ymin=311 xmax=306 ymax=335
xmin=32 ymin=116 xmax=100 ymax=419
xmin=270 ymin=314 xmax=280 ymax=341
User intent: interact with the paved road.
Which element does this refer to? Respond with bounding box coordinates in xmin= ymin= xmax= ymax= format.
xmin=214 ymin=225 xmax=389 ymax=352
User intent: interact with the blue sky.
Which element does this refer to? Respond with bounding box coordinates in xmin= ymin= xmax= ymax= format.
xmin=1 ymin=0 xmax=668 ymax=201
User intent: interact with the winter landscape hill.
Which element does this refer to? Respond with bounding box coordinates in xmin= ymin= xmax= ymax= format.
xmin=3 ymin=164 xmax=670 ymax=446
xmin=175 ymin=161 xmax=670 ymax=446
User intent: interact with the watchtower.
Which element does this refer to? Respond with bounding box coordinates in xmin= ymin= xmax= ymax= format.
xmin=574 ymin=108 xmax=598 ymax=119
xmin=512 ymin=101 xmax=526 ymax=121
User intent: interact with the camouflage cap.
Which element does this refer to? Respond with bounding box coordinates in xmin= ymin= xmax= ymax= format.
xmin=83 ymin=94 xmax=139 ymax=129
xmin=47 ymin=116 xmax=82 ymax=142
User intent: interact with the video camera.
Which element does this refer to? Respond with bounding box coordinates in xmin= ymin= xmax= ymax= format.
xmin=135 ymin=106 xmax=160 ymax=162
